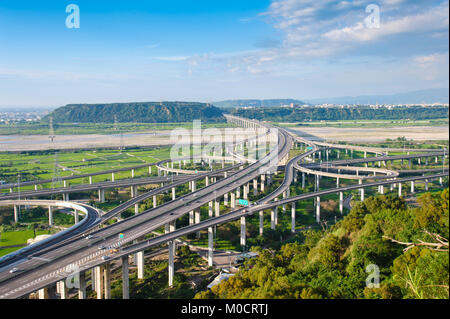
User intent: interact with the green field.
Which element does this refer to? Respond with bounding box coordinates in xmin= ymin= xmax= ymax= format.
xmin=0 ymin=146 xmax=173 ymax=191
xmin=0 ymin=229 xmax=51 ymax=256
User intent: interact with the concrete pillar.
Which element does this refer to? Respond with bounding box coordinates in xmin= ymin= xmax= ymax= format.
xmin=153 ymin=195 xmax=157 ymax=208
xmin=38 ymin=288 xmax=48 ymax=299
xmin=208 ymin=226 xmax=213 ymax=267
xmin=195 ymin=209 xmax=201 ymax=238
xmin=74 ymin=210 xmax=79 ymax=224
xmin=48 ymin=206 xmax=53 ymax=226
xmin=240 ymin=216 xmax=246 ymax=248
xmin=63 ymin=192 xmax=69 ymax=201
xmin=63 ymin=180 xmax=67 ymax=188
xmin=231 ymin=192 xmax=236 ymax=208
xmin=302 ymin=173 xmax=305 ymax=189
xmin=411 ymin=181 xmax=415 ymax=193
xmin=137 ymin=251 xmax=145 ymax=279
xmin=59 ymin=280 xmax=68 ymax=299
xmin=425 ymin=179 xmax=429 ymax=191
xmin=339 ymin=192 xmax=344 ymax=214
xmin=103 ymin=262 xmax=111 ymax=299
xmin=168 ymin=240 xmax=174 ymax=288
xmin=13 ymin=205 xmax=19 ymax=223
xmin=122 ymin=256 xmax=129 ymax=299
xmin=260 ymin=174 xmax=265 ymax=192
xmin=253 ymin=179 xmax=258 ymax=196
xmin=316 ymin=197 xmax=320 ymax=223
xmin=336 ymin=177 xmax=340 ymax=188
xmin=131 ymin=185 xmax=137 ymax=198
xmin=398 ymin=183 xmax=402 ymax=197
xmin=259 ymin=211 xmax=264 ymax=236
xmin=189 ymin=210 xmax=194 ymax=225
xmin=98 ymin=189 xmax=105 ymax=203
xmin=172 ymin=187 xmax=176 ymax=200
xmin=215 ymin=200 xmax=220 ymax=217
xmin=291 ymin=203 xmax=296 ymax=233
xmin=78 ymin=271 xmax=86 ymax=299
xmin=360 ymin=188 xmax=365 ymax=202
xmin=379 ymin=185 xmax=384 ymax=194
xmin=224 ymin=193 xmax=228 ymax=206
xmin=111 ymin=172 xmax=115 ymax=182
xmin=271 ymin=207 xmax=277 ymax=230
xmin=95 ymin=266 xmax=104 ymax=299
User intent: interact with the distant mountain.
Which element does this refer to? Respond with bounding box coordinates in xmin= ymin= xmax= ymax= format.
xmin=213 ymin=99 xmax=308 ymax=109
xmin=45 ymin=102 xmax=225 ymax=123
xmin=305 ymin=88 xmax=449 ymax=105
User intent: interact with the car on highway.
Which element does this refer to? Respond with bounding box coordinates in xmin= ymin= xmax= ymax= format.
xmin=9 ymin=267 xmax=20 ymax=273
xmin=101 ymin=255 xmax=110 ymax=261
xmin=98 ymin=245 xmax=106 ymax=250
xmin=85 ymin=235 xmax=94 ymax=240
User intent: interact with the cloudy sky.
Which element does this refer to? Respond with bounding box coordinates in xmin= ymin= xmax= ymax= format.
xmin=0 ymin=0 xmax=448 ymax=107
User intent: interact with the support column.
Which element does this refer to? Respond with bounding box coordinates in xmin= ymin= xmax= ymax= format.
xmin=410 ymin=181 xmax=415 ymax=193
xmin=98 ymin=189 xmax=105 ymax=203
xmin=231 ymin=193 xmax=236 ymax=208
xmin=74 ymin=210 xmax=79 ymax=224
xmin=240 ymin=217 xmax=246 ymax=249
xmin=302 ymin=173 xmax=305 ymax=189
xmin=214 ymin=200 xmax=220 ymax=217
xmin=38 ymin=288 xmax=49 ymax=299
xmin=398 ymin=183 xmax=402 ymax=197
xmin=137 ymin=251 xmax=144 ymax=279
xmin=103 ymin=262 xmax=111 ymax=299
xmin=259 ymin=211 xmax=264 ymax=236
xmin=122 ymin=256 xmax=129 ymax=299
xmin=260 ymin=174 xmax=265 ymax=192
xmin=95 ymin=266 xmax=104 ymax=299
xmin=270 ymin=208 xmax=276 ymax=230
xmin=172 ymin=187 xmax=176 ymax=200
xmin=224 ymin=193 xmax=228 ymax=206
xmin=168 ymin=240 xmax=174 ymax=288
xmin=208 ymin=226 xmax=213 ymax=267
xmin=189 ymin=210 xmax=194 ymax=225
xmin=253 ymin=179 xmax=258 ymax=196
xmin=339 ymin=192 xmax=344 ymax=214
xmin=316 ymin=197 xmax=321 ymax=223
xmin=153 ymin=195 xmax=157 ymax=208
xmin=59 ymin=280 xmax=68 ymax=299
xmin=78 ymin=271 xmax=86 ymax=299
xmin=14 ymin=205 xmax=19 ymax=223
xmin=291 ymin=203 xmax=296 ymax=233
xmin=48 ymin=206 xmax=53 ymax=226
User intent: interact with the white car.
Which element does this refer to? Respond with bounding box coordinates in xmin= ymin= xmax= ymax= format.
xmin=9 ymin=268 xmax=19 ymax=273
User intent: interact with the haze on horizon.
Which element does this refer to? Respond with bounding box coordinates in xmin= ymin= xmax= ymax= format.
xmin=0 ymin=0 xmax=448 ymax=108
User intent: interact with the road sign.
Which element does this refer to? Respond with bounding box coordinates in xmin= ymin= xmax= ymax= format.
xmin=306 ymin=146 xmax=313 ymax=150
xmin=119 ymin=233 xmax=124 ymax=239
xmin=238 ymin=199 xmax=249 ymax=206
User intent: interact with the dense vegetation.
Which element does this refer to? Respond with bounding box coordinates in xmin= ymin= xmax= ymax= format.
xmin=231 ymin=106 xmax=449 ymax=122
xmin=44 ymin=102 xmax=225 ymax=123
xmin=195 ymin=189 xmax=449 ymax=299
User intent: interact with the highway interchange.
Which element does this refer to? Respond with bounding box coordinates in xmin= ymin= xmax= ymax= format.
xmin=0 ymin=115 xmax=448 ymax=299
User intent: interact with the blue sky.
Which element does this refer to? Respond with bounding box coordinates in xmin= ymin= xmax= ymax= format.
xmin=0 ymin=0 xmax=448 ymax=107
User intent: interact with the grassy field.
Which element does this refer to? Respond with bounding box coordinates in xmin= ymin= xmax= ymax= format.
xmin=0 ymin=146 xmax=173 ymax=191
xmin=0 ymin=229 xmax=51 ymax=256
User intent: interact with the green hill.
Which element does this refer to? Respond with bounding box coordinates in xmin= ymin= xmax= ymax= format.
xmin=45 ymin=102 xmax=225 ymax=123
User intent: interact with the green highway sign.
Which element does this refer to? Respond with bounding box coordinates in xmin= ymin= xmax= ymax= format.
xmin=238 ymin=199 xmax=249 ymax=206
